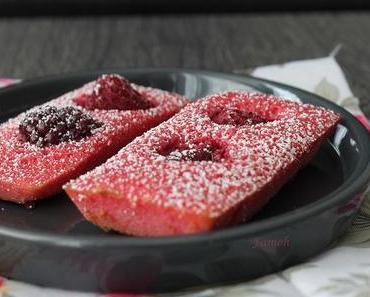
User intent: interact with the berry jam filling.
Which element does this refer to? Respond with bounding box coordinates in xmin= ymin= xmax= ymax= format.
xmin=159 ymin=139 xmax=226 ymax=162
xmin=167 ymin=147 xmax=214 ymax=162
xmin=19 ymin=106 xmax=102 ymax=147
xmin=74 ymin=74 xmax=154 ymax=111
xmin=210 ymin=108 xmax=268 ymax=126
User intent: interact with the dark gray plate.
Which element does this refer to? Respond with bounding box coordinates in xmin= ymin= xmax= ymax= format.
xmin=0 ymin=69 xmax=369 ymax=293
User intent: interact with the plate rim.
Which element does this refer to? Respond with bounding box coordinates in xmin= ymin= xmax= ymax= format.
xmin=0 ymin=67 xmax=369 ymax=248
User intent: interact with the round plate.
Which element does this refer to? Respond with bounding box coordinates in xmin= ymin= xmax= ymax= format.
xmin=0 ymin=69 xmax=369 ymax=293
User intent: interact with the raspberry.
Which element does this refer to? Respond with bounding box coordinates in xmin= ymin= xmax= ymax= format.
xmin=19 ymin=106 xmax=102 ymax=147
xmin=211 ymin=108 xmax=267 ymax=126
xmin=74 ymin=74 xmax=154 ymax=111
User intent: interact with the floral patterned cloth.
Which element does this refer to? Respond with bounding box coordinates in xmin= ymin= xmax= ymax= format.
xmin=0 ymin=56 xmax=369 ymax=297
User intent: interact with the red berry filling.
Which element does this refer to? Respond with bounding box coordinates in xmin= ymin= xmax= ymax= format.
xmin=211 ymin=108 xmax=268 ymax=126
xmin=167 ymin=147 xmax=214 ymax=161
xmin=158 ymin=138 xmax=226 ymax=162
xmin=74 ymin=74 xmax=154 ymax=111
xmin=19 ymin=106 xmax=102 ymax=147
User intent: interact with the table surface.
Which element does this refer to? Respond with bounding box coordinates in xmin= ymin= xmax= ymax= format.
xmin=0 ymin=12 xmax=369 ymax=117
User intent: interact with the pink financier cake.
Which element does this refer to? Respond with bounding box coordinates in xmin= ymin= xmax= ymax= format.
xmin=0 ymin=74 xmax=188 ymax=203
xmin=65 ymin=91 xmax=341 ymax=236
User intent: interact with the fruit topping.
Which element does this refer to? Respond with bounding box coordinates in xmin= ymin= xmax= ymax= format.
xmin=210 ymin=108 xmax=268 ymax=126
xmin=166 ymin=147 xmax=214 ymax=161
xmin=19 ymin=106 xmax=102 ymax=147
xmin=74 ymin=74 xmax=154 ymax=111
xmin=159 ymin=139 xmax=225 ymax=162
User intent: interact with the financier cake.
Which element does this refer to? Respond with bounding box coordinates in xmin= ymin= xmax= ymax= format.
xmin=65 ymin=91 xmax=341 ymax=236
xmin=0 ymin=74 xmax=188 ymax=203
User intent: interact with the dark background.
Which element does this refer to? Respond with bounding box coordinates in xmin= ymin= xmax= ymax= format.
xmin=0 ymin=1 xmax=369 ymax=117
xmin=1 ymin=0 xmax=370 ymax=15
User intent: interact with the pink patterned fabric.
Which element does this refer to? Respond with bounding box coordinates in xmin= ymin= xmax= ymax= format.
xmin=356 ymin=114 xmax=370 ymax=130
xmin=0 ymin=78 xmax=21 ymax=88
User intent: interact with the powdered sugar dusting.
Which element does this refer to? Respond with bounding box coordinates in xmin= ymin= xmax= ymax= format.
xmin=67 ymin=91 xmax=341 ymax=221
xmin=0 ymin=76 xmax=188 ymax=202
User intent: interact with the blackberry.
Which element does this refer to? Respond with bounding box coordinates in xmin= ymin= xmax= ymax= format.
xmin=167 ymin=147 xmax=214 ymax=162
xmin=19 ymin=106 xmax=102 ymax=147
